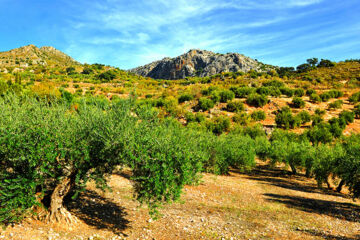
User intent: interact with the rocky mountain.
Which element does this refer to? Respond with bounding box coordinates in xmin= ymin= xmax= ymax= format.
xmin=0 ymin=44 xmax=78 ymax=73
xmin=130 ymin=49 xmax=271 ymax=80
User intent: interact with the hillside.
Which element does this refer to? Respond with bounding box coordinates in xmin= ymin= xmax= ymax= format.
xmin=130 ymin=49 xmax=272 ymax=79
xmin=0 ymin=44 xmax=79 ymax=73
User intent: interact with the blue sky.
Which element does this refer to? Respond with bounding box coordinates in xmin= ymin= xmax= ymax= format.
xmin=0 ymin=0 xmax=359 ymax=69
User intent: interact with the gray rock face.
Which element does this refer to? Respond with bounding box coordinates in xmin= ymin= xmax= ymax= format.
xmin=130 ymin=49 xmax=266 ymax=79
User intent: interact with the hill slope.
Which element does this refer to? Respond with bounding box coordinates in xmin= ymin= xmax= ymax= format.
xmin=0 ymin=44 xmax=79 ymax=73
xmin=130 ymin=49 xmax=271 ymax=80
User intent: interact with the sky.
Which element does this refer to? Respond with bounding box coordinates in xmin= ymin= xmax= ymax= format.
xmin=0 ymin=0 xmax=359 ymax=69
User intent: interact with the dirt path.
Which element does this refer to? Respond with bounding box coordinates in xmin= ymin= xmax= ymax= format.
xmin=1 ymin=164 xmax=360 ymax=240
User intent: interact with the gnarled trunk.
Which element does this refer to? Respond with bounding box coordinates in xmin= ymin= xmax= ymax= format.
xmin=336 ymin=179 xmax=345 ymax=193
xmin=46 ymin=174 xmax=78 ymax=224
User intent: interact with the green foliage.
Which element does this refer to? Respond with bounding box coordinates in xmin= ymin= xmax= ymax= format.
xmin=206 ymin=116 xmax=231 ymax=135
xmin=275 ymin=107 xmax=301 ymax=129
xmin=197 ymin=97 xmax=215 ymax=111
xmin=306 ymin=122 xmax=333 ymax=145
xmin=297 ymin=111 xmax=311 ymax=124
xmin=293 ymin=88 xmax=305 ymax=97
xmin=219 ymin=90 xmax=235 ymax=103
xmin=339 ymin=110 xmax=355 ymax=124
xmin=280 ymin=87 xmax=294 ymax=97
xmin=262 ymin=80 xmax=285 ymax=88
xmin=178 ymin=93 xmax=194 ymax=103
xmin=209 ymin=91 xmax=221 ymax=103
xmin=354 ymin=104 xmax=360 ymax=119
xmin=349 ymin=92 xmax=360 ymax=104
xmin=232 ymin=112 xmax=250 ymax=126
xmin=226 ymin=100 xmax=244 ymax=112
xmin=320 ymin=92 xmax=331 ymax=102
xmin=328 ymin=100 xmax=343 ymax=109
xmin=291 ymin=97 xmax=305 ymax=108
xmin=246 ymin=93 xmax=268 ymax=107
xmin=310 ymin=93 xmax=322 ymax=103
xmin=230 ymin=86 xmax=255 ymax=98
xmin=306 ymin=89 xmax=317 ymax=96
xmin=98 ymin=70 xmax=116 ymax=82
xmin=251 ymin=110 xmax=266 ymax=121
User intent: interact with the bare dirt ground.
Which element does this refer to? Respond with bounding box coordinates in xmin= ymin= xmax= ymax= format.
xmin=1 ymin=163 xmax=360 ymax=240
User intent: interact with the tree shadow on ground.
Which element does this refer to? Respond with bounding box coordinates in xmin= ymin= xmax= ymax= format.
xmin=65 ymin=189 xmax=129 ymax=235
xmin=264 ymin=193 xmax=360 ymax=223
xmin=297 ymin=229 xmax=360 ymax=240
xmin=237 ymin=164 xmax=346 ymax=198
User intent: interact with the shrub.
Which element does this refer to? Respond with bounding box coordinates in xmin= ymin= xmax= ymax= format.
xmin=197 ymin=98 xmax=214 ymax=111
xmin=98 ymin=70 xmax=116 ymax=82
xmin=230 ymin=86 xmax=255 ymax=98
xmin=226 ymin=100 xmax=244 ymax=112
xmin=328 ymin=100 xmax=343 ymax=109
xmin=349 ymin=92 xmax=360 ymax=103
xmin=297 ymin=111 xmax=311 ymax=124
xmin=306 ymin=123 xmax=333 ymax=145
xmin=328 ymin=90 xmax=344 ymax=98
xmin=206 ymin=116 xmax=231 ymax=135
xmin=232 ymin=112 xmax=250 ymax=126
xmin=178 ymin=93 xmax=194 ymax=103
xmin=294 ymin=88 xmax=305 ymax=97
xmin=246 ymin=94 xmax=268 ymax=107
xmin=310 ymin=93 xmax=322 ymax=103
xmin=210 ymin=91 xmax=221 ymax=103
xmin=251 ymin=110 xmax=266 ymax=121
xmin=262 ymin=80 xmax=285 ymax=88
xmin=201 ymin=86 xmax=219 ymax=96
xmin=320 ymin=92 xmax=331 ymax=102
xmin=291 ymin=97 xmax=305 ymax=108
xmin=219 ymin=90 xmax=235 ymax=103
xmin=306 ymin=89 xmax=317 ymax=96
xmin=354 ymin=105 xmax=360 ymax=119
xmin=275 ymin=107 xmax=301 ymax=129
xmin=280 ymin=87 xmax=294 ymax=97
xmin=339 ymin=110 xmax=355 ymax=124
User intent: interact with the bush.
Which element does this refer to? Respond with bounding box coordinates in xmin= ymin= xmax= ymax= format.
xmin=320 ymin=92 xmax=331 ymax=102
xmin=251 ymin=110 xmax=266 ymax=121
xmin=246 ymin=94 xmax=268 ymax=107
xmin=219 ymin=90 xmax=235 ymax=103
xmin=280 ymin=87 xmax=294 ymax=97
xmin=98 ymin=70 xmax=117 ymax=82
xmin=310 ymin=93 xmax=322 ymax=103
xmin=291 ymin=97 xmax=305 ymax=108
xmin=297 ymin=111 xmax=311 ymax=124
xmin=306 ymin=89 xmax=317 ymax=96
xmin=210 ymin=91 xmax=221 ymax=103
xmin=178 ymin=93 xmax=194 ymax=103
xmin=328 ymin=100 xmax=343 ymax=109
xmin=226 ymin=101 xmax=244 ymax=112
xmin=328 ymin=90 xmax=344 ymax=98
xmin=306 ymin=123 xmax=333 ymax=145
xmin=230 ymin=86 xmax=255 ymax=98
xmin=262 ymin=80 xmax=285 ymax=88
xmin=294 ymin=88 xmax=305 ymax=97
xmin=349 ymin=92 xmax=360 ymax=103
xmin=275 ymin=107 xmax=301 ymax=129
xmin=354 ymin=105 xmax=360 ymax=119
xmin=206 ymin=116 xmax=231 ymax=135
xmin=232 ymin=112 xmax=250 ymax=126
xmin=197 ymin=98 xmax=214 ymax=111
xmin=339 ymin=110 xmax=355 ymax=124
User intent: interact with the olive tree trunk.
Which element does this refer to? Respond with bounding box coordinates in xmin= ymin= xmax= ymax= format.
xmin=46 ymin=174 xmax=78 ymax=224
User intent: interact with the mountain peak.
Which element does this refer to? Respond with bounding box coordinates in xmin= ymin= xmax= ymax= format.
xmin=130 ymin=49 xmax=268 ymax=79
xmin=0 ymin=44 xmax=78 ymax=72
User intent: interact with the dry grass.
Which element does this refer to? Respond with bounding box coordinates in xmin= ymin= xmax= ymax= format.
xmin=1 ymin=162 xmax=360 ymax=240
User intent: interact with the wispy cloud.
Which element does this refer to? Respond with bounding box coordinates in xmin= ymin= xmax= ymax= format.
xmin=58 ymin=0 xmax=359 ymax=69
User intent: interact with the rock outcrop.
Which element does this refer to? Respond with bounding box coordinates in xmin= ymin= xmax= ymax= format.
xmin=130 ymin=49 xmax=269 ymax=79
